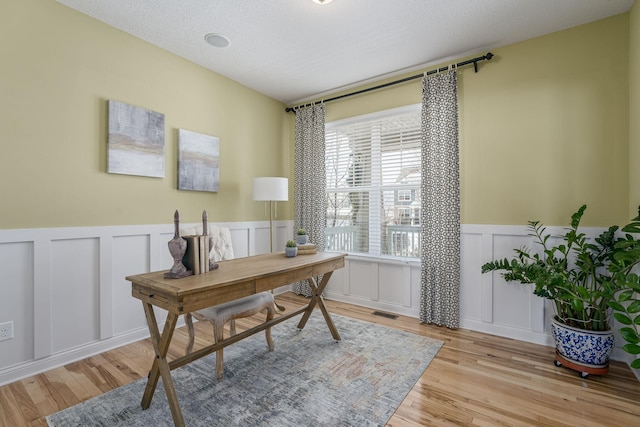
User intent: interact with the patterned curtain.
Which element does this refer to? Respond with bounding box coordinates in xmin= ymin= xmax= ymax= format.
xmin=419 ymin=70 xmax=460 ymax=328
xmin=293 ymin=103 xmax=326 ymax=297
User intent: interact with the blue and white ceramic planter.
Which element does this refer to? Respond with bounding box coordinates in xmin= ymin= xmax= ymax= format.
xmin=551 ymin=317 xmax=614 ymax=368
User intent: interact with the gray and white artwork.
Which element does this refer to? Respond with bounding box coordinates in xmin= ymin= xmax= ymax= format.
xmin=178 ymin=129 xmax=220 ymax=192
xmin=107 ymin=100 xmax=165 ymax=178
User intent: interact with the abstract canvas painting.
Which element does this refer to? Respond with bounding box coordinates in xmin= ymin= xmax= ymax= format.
xmin=107 ymin=100 xmax=165 ymax=178
xmin=178 ymin=129 xmax=220 ymax=192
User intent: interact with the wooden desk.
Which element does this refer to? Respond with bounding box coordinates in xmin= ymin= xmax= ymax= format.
xmin=126 ymin=251 xmax=346 ymax=427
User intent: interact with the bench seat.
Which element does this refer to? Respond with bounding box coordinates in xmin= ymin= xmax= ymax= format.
xmin=185 ymin=292 xmax=276 ymax=379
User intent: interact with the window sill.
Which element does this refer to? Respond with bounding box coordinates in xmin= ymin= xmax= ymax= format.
xmin=325 ymin=250 xmax=420 ymax=267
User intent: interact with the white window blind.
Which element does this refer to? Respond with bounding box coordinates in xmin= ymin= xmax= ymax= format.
xmin=325 ymin=105 xmax=421 ymax=259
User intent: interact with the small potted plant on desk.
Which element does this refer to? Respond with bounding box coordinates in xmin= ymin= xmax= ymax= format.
xmin=285 ymin=240 xmax=298 ymax=257
xmin=296 ymin=228 xmax=309 ymax=245
xmin=481 ymin=205 xmax=640 ymax=377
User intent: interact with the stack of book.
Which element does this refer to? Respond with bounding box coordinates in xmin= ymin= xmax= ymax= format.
xmin=182 ymin=235 xmax=212 ymax=274
xmin=297 ymin=243 xmax=317 ymax=255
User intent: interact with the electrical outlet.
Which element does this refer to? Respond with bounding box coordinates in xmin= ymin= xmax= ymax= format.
xmin=0 ymin=321 xmax=13 ymax=342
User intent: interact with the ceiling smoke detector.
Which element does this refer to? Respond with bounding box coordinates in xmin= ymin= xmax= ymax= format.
xmin=312 ymin=0 xmax=334 ymax=4
xmin=204 ymin=33 xmax=230 ymax=48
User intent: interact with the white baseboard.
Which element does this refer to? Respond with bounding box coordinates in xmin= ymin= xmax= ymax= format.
xmin=0 ymin=326 xmax=152 ymax=386
xmin=324 ymin=292 xmax=420 ymax=318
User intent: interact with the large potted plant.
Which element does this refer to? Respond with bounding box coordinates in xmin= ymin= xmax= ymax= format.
xmin=481 ymin=205 xmax=640 ymax=377
xmin=609 ymin=215 xmax=640 ymax=371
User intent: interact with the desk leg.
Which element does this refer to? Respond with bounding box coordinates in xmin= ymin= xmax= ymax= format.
xmin=297 ymin=272 xmax=341 ymax=341
xmin=140 ymin=302 xmax=185 ymax=427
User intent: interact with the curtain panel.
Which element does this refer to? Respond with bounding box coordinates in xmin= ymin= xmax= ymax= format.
xmin=419 ymin=70 xmax=461 ymax=328
xmin=293 ymin=104 xmax=326 ymax=297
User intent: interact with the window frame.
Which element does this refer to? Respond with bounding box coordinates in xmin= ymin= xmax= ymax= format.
xmin=325 ymin=104 xmax=422 ymax=261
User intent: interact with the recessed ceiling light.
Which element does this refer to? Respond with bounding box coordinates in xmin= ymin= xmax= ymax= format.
xmin=312 ymin=0 xmax=333 ymax=4
xmin=204 ymin=33 xmax=230 ymax=48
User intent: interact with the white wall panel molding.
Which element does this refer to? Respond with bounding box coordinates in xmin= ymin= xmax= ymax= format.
xmin=99 ymin=236 xmax=114 ymax=341
xmin=1 ymin=221 xmax=631 ymax=385
xmin=370 ymin=263 xmax=379 ymax=301
xmin=402 ymin=265 xmax=412 ymax=308
xmin=0 ymin=220 xmax=293 ymax=386
xmin=323 ymin=223 xmax=631 ymax=364
xmin=33 ymin=239 xmax=50 ymax=360
xmin=480 ymin=232 xmax=494 ymax=323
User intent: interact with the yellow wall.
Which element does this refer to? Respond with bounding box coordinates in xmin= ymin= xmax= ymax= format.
xmin=0 ymin=0 xmax=289 ymax=229
xmin=307 ymin=14 xmax=631 ymax=227
xmin=630 ymin=2 xmax=640 ymax=216
xmin=1 ymin=1 xmax=634 ymax=230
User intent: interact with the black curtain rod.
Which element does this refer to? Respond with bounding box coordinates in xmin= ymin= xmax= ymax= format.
xmin=285 ymin=52 xmax=494 ymax=113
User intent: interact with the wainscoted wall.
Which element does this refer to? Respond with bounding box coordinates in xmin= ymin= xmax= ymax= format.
xmin=0 ymin=222 xmax=633 ymax=385
xmin=324 ymin=224 xmax=547 ymax=340
xmin=0 ymin=220 xmax=293 ymax=386
xmin=325 ymin=224 xmax=632 ymax=367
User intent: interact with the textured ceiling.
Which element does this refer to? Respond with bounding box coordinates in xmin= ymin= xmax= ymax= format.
xmin=57 ymin=0 xmax=634 ymax=105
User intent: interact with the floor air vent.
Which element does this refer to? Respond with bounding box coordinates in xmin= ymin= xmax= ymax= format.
xmin=372 ymin=311 xmax=399 ymax=320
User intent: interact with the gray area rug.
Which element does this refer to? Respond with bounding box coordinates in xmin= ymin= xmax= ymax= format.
xmin=47 ymin=312 xmax=442 ymax=426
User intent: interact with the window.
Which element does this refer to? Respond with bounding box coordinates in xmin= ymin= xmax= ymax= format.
xmin=325 ymin=105 xmax=421 ymax=259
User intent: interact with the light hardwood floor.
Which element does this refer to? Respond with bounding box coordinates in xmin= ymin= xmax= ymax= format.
xmin=1 ymin=292 xmax=639 ymax=426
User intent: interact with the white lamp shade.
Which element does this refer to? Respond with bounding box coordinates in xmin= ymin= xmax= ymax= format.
xmin=253 ymin=177 xmax=288 ymax=201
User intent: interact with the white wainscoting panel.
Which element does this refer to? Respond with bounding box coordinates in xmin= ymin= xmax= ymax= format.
xmin=325 ymin=255 xmax=421 ymax=318
xmin=378 ymin=263 xmax=405 ymax=306
xmin=1 ymin=221 xmax=634 ymax=385
xmin=111 ymin=235 xmax=151 ymax=336
xmin=0 ymin=241 xmax=34 ymax=369
xmin=325 ymin=225 xmax=554 ymax=344
xmin=349 ymin=259 xmax=377 ymax=301
xmin=51 ymin=237 xmax=100 ymax=353
xmin=0 ymin=220 xmax=292 ymax=386
xmin=324 ymin=224 xmax=632 ymax=368
xmin=459 ymin=231 xmax=483 ymax=322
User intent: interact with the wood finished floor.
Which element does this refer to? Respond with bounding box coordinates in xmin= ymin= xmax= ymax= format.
xmin=1 ymin=292 xmax=639 ymax=426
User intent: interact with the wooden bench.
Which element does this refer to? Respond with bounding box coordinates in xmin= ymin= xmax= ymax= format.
xmin=184 ymin=291 xmax=276 ymax=379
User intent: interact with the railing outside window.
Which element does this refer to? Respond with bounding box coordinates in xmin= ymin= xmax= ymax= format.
xmin=385 ymin=225 xmax=421 ymax=258
xmin=325 ymin=225 xmax=358 ymax=252
xmin=326 ymin=224 xmax=420 ymax=258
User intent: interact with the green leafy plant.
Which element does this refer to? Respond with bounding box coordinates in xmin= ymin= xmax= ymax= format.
xmin=481 ymin=205 xmax=640 ymax=368
xmin=297 ymin=228 xmax=307 ymax=236
xmin=286 ymin=240 xmax=298 ymax=248
xmin=607 ymin=211 xmax=640 ymax=369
